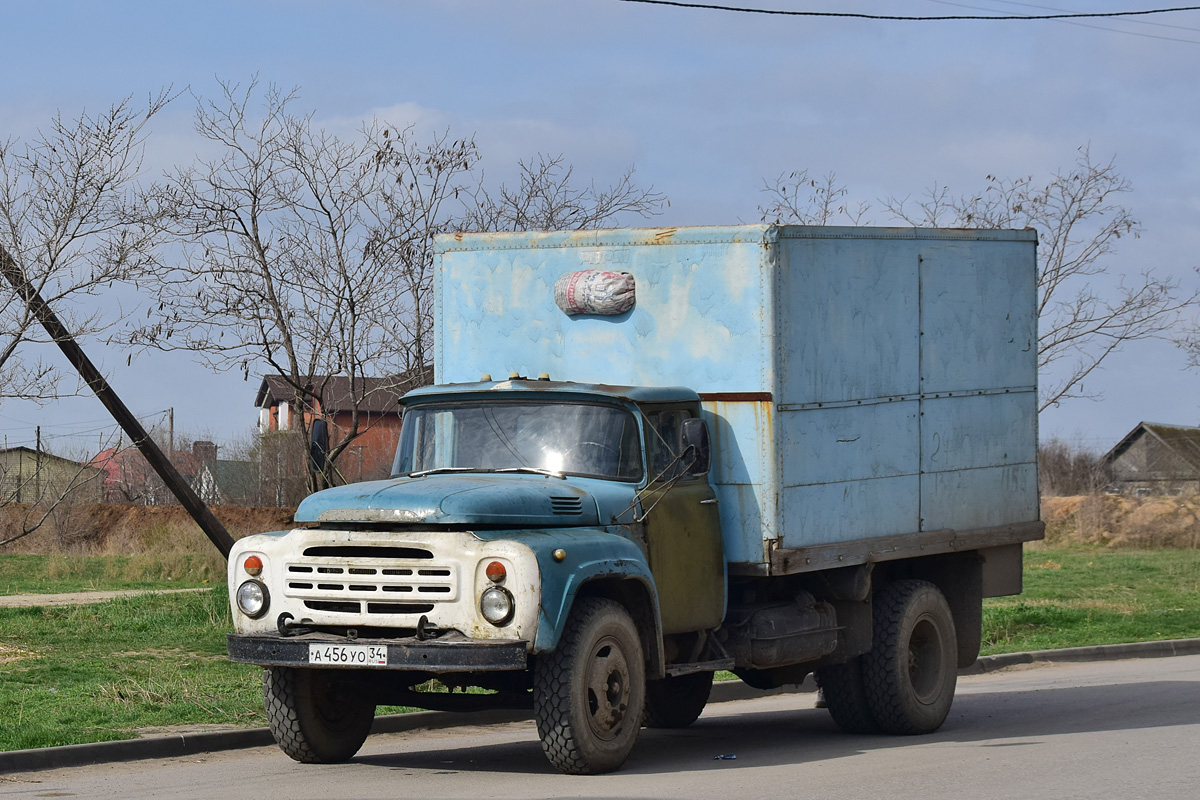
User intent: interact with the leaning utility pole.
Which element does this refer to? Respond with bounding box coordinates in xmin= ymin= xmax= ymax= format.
xmin=0 ymin=244 xmax=236 ymax=558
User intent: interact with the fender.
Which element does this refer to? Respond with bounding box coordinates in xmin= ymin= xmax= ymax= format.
xmin=474 ymin=527 xmax=661 ymax=655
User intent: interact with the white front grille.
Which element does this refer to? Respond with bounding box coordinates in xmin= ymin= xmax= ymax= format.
xmin=283 ymin=554 xmax=458 ymax=614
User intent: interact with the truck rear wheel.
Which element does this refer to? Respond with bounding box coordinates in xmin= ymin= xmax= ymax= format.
xmin=863 ymin=579 xmax=958 ymax=735
xmin=533 ymin=597 xmax=646 ymax=774
xmin=643 ymin=671 xmax=713 ymax=728
xmin=264 ymin=666 xmax=375 ymax=763
xmin=815 ymin=656 xmax=881 ymax=734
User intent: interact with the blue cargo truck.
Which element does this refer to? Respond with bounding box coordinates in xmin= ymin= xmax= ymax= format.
xmin=227 ymin=224 xmax=1043 ymax=774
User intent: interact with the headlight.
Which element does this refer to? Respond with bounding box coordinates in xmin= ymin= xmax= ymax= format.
xmin=236 ymin=580 xmax=270 ymax=619
xmin=480 ymin=586 xmax=514 ymax=626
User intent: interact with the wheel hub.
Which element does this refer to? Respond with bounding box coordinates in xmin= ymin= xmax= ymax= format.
xmin=586 ymin=637 xmax=631 ymax=739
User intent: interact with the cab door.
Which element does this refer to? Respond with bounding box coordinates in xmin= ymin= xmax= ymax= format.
xmin=640 ymin=405 xmax=726 ymax=635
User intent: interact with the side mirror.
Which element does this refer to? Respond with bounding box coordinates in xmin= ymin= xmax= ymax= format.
xmin=309 ymin=418 xmax=330 ymax=477
xmin=681 ymin=417 xmax=711 ymax=475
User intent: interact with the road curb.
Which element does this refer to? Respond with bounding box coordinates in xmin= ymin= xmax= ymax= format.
xmin=4 ymin=637 xmax=1198 ymax=774
xmin=959 ymin=636 xmax=1200 ymax=674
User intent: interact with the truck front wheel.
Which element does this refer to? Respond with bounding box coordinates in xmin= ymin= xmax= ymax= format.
xmin=863 ymin=579 xmax=958 ymax=735
xmin=264 ymin=666 xmax=375 ymax=763
xmin=643 ymin=671 xmax=713 ymax=728
xmin=533 ymin=597 xmax=646 ymax=774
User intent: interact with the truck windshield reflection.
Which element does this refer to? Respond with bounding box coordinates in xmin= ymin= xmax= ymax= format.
xmin=393 ymin=401 xmax=643 ymax=482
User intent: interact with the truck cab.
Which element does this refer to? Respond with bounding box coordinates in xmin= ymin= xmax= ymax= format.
xmin=228 ymin=378 xmax=727 ymax=772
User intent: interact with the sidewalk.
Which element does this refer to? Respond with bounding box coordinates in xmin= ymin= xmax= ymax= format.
xmin=3 ymin=636 xmax=1198 ymax=774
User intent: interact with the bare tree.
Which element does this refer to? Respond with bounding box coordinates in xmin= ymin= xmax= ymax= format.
xmin=464 ymin=153 xmax=665 ymax=232
xmin=884 ymin=148 xmax=1196 ymax=410
xmin=0 ymin=93 xmax=168 ymax=407
xmin=762 ymin=149 xmax=1196 ymax=411
xmin=1038 ymin=438 xmax=1111 ymax=497
xmin=0 ymin=94 xmax=169 ymax=544
xmin=127 ymin=80 xmax=441 ymax=493
xmin=366 ymin=124 xmax=480 ymax=389
xmin=129 ymin=81 xmax=666 ymax=494
xmin=758 ymin=169 xmax=868 ymax=226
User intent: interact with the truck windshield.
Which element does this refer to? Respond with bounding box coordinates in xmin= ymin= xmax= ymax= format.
xmin=392 ymin=401 xmax=643 ymax=481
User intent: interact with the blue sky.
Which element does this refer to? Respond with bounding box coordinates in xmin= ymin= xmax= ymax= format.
xmin=2 ymin=0 xmax=1199 ymax=457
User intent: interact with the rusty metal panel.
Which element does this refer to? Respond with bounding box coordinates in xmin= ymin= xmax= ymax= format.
xmin=701 ymin=398 xmax=777 ymax=564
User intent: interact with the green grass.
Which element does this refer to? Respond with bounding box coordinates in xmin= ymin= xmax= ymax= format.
xmin=982 ymin=548 xmax=1200 ymax=654
xmin=1 ymin=547 xmax=1199 ymax=751
xmin=0 ymin=554 xmax=216 ymax=595
xmin=0 ymin=590 xmax=261 ymax=751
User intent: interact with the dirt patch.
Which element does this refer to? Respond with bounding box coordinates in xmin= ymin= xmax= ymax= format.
xmin=0 ymin=588 xmax=214 ymax=607
xmin=134 ymin=723 xmax=257 ymax=738
xmin=0 ymin=642 xmax=39 ymax=664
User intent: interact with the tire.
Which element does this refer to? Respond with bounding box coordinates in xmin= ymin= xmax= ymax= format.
xmin=863 ymin=579 xmax=958 ymax=735
xmin=643 ymin=671 xmax=713 ymax=729
xmin=264 ymin=666 xmax=376 ymax=763
xmin=533 ymin=597 xmax=646 ymax=774
xmin=815 ymin=656 xmax=881 ymax=735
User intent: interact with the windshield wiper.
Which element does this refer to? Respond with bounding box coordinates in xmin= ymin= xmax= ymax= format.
xmin=496 ymin=467 xmax=566 ymax=479
xmin=408 ymin=467 xmax=489 ymax=478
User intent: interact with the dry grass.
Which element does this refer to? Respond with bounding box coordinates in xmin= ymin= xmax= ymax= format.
xmin=0 ymin=642 xmax=38 ymax=665
xmin=1 ymin=503 xmax=293 ymax=558
xmin=1040 ymin=495 xmax=1200 ymax=549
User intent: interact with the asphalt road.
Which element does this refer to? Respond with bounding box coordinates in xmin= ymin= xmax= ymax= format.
xmin=3 ymin=655 xmax=1198 ymax=800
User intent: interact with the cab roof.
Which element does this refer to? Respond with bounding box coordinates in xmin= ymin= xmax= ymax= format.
xmin=402 ymin=378 xmax=699 ymax=405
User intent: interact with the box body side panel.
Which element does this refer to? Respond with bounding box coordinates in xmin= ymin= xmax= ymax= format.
xmin=434 ymin=229 xmax=774 ymax=392
xmin=917 ymin=239 xmax=1039 ymax=532
xmin=775 ymin=236 xmax=923 ymax=550
xmin=773 ymin=231 xmax=1039 ymax=553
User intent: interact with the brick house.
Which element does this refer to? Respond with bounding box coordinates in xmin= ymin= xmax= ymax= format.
xmin=255 ymin=372 xmax=426 ymax=503
xmin=88 ymin=442 xmax=210 ymax=505
xmin=1102 ymin=422 xmax=1200 ymax=497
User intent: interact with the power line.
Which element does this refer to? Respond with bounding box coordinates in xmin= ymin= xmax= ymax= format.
xmin=926 ymin=0 xmax=1200 ymax=41
xmin=617 ymin=0 xmax=1200 ymax=21
xmin=941 ymin=0 xmax=1200 ymax=30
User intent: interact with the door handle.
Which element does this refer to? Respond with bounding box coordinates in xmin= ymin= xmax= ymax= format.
xmin=700 ymin=498 xmax=719 ymax=505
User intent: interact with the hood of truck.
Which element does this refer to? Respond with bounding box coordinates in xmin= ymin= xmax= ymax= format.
xmin=294 ymin=473 xmax=607 ymax=526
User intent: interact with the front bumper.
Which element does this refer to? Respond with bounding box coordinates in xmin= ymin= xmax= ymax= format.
xmin=227 ymin=632 xmax=529 ymax=672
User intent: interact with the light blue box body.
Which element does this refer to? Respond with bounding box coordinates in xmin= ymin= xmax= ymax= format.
xmin=433 ymin=225 xmax=1039 ymax=570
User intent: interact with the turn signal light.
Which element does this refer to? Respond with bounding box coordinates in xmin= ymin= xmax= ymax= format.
xmin=485 ymin=560 xmax=507 ymax=582
xmin=243 ymin=555 xmax=263 ymax=576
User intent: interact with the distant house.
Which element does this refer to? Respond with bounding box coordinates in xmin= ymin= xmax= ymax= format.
xmin=1102 ymin=422 xmax=1200 ymax=497
xmin=0 ymin=446 xmax=105 ymax=504
xmin=88 ymin=441 xmax=217 ymax=505
xmin=194 ymin=458 xmax=258 ymax=506
xmin=255 ymin=371 xmax=427 ymax=504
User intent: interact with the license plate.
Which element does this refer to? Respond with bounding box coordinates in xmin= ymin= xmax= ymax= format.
xmin=308 ymin=643 xmax=388 ymax=666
